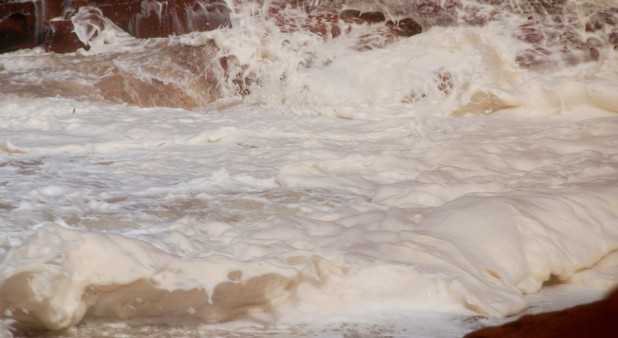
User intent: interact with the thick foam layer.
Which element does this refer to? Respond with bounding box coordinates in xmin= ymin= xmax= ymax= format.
xmin=2 ymin=183 xmax=617 ymax=329
xmin=0 ymin=225 xmax=298 ymax=330
xmin=1 ymin=95 xmax=617 ymax=332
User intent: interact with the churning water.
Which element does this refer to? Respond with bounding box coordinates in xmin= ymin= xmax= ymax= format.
xmin=1 ymin=0 xmax=618 ymax=336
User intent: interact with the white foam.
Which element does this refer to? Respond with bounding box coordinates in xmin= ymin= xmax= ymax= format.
xmin=1 ymin=0 xmax=618 ymax=335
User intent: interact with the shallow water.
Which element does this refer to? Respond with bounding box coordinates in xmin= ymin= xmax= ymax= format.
xmin=1 ymin=0 xmax=618 ymax=336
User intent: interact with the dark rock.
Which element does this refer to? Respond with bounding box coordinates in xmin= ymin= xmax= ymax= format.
xmin=45 ymin=19 xmax=87 ymax=53
xmin=0 ymin=0 xmax=232 ymax=54
xmin=515 ymin=21 xmax=545 ymax=44
xmin=305 ymin=13 xmax=341 ymax=38
xmin=45 ymin=0 xmax=65 ymax=19
xmin=359 ymin=11 xmax=385 ymax=24
xmin=598 ymin=7 xmax=618 ymax=25
xmin=585 ymin=20 xmax=603 ymax=33
xmin=0 ymin=1 xmax=44 ymax=53
xmin=338 ymin=9 xmax=385 ymax=25
xmin=355 ymin=26 xmax=401 ymax=51
xmin=268 ymin=9 xmax=341 ymax=39
xmin=339 ymin=9 xmax=361 ymax=24
xmin=132 ymin=0 xmax=169 ymax=39
xmin=515 ymin=46 xmax=555 ymax=70
xmin=411 ymin=0 xmax=461 ymax=26
xmin=585 ymin=7 xmax=618 ymax=32
xmin=461 ymin=5 xmax=499 ymax=26
xmin=397 ymin=18 xmax=422 ymax=37
xmin=533 ymin=0 xmax=569 ymax=16
xmin=464 ymin=288 xmax=618 ymax=338
xmin=92 ymin=1 xmax=225 ymax=42
xmin=610 ymin=30 xmax=618 ymax=49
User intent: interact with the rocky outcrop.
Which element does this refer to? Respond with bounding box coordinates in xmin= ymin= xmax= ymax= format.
xmin=465 ymin=288 xmax=618 ymax=338
xmin=45 ymin=18 xmax=87 ymax=53
xmin=2 ymin=1 xmax=616 ymax=66
xmin=1 ymin=0 xmax=429 ymax=54
xmin=0 ymin=1 xmax=45 ymax=53
xmin=95 ymin=0 xmax=231 ymax=39
xmin=1 ymin=0 xmax=231 ymax=53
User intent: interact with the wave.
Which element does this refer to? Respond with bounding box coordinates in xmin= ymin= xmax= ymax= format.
xmin=0 ymin=0 xmax=616 ymax=116
xmin=2 ymin=178 xmax=618 ymax=330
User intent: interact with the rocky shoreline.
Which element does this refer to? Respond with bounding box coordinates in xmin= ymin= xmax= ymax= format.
xmin=466 ymin=288 xmax=618 ymax=338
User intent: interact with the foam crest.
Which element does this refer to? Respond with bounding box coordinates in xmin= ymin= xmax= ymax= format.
xmin=0 ymin=225 xmax=299 ymax=330
xmin=179 ymin=0 xmax=618 ymax=117
xmin=2 ymin=177 xmax=617 ymax=330
xmin=71 ymin=7 xmax=132 ymax=49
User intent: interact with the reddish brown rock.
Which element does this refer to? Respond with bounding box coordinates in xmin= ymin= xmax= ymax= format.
xmin=91 ymin=0 xmax=231 ymax=39
xmin=461 ymin=5 xmax=498 ymax=26
xmin=411 ymin=0 xmax=462 ymax=26
xmin=45 ymin=19 xmax=87 ymax=53
xmin=584 ymin=7 xmax=618 ymax=33
xmin=510 ymin=3 xmax=617 ymax=69
xmin=359 ymin=11 xmax=385 ymax=24
xmin=465 ymin=288 xmax=618 ymax=338
xmin=1 ymin=0 xmax=232 ymax=54
xmin=531 ymin=0 xmax=569 ymax=16
xmin=0 ymin=1 xmax=44 ymax=53
xmin=515 ymin=46 xmax=555 ymax=70
xmin=610 ymin=30 xmax=618 ymax=49
xmin=45 ymin=0 xmax=65 ymax=19
xmin=237 ymin=0 xmax=333 ymax=15
xmin=515 ymin=21 xmax=545 ymax=44
xmin=269 ymin=10 xmax=342 ymax=39
xmin=386 ymin=18 xmax=423 ymax=38
xmin=339 ymin=9 xmax=362 ymax=24
xmin=396 ymin=18 xmax=423 ymax=37
xmin=355 ymin=26 xmax=401 ymax=51
xmin=304 ymin=13 xmax=341 ymax=38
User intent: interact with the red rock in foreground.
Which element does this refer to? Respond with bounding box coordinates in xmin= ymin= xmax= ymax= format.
xmin=465 ymin=288 xmax=618 ymax=338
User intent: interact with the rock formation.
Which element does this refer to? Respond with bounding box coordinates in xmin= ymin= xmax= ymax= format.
xmin=1 ymin=0 xmax=231 ymax=53
xmin=465 ymin=288 xmax=618 ymax=338
xmin=0 ymin=0 xmax=430 ymax=54
xmin=0 ymin=1 xmax=47 ymax=53
xmin=2 ymin=0 xmax=617 ymax=67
